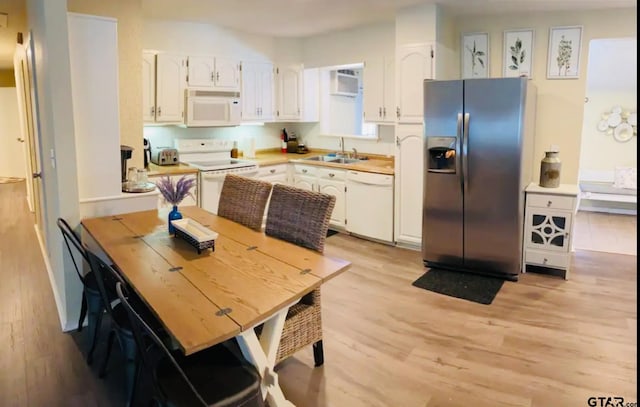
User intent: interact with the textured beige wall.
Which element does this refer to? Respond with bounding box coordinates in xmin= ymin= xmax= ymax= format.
xmin=0 ymin=69 xmax=15 ymax=86
xmin=456 ymin=8 xmax=637 ymax=184
xmin=67 ymin=0 xmax=144 ymax=168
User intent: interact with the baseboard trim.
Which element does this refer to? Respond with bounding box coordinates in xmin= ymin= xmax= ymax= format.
xmin=34 ymin=225 xmax=73 ymax=332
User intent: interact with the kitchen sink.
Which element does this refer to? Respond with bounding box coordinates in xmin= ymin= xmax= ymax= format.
xmin=302 ymin=155 xmax=364 ymax=164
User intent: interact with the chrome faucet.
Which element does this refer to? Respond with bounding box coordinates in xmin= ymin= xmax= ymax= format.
xmin=340 ymin=137 xmax=345 ymax=157
xmin=352 ymin=148 xmax=358 ymax=159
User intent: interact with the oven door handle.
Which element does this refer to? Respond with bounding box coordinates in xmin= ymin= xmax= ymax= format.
xmin=201 ymin=170 xmax=259 ymax=180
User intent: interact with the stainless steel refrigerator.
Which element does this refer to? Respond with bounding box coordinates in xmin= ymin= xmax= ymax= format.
xmin=422 ymin=77 xmax=536 ymax=281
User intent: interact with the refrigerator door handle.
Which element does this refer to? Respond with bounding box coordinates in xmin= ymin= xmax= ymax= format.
xmin=462 ymin=113 xmax=470 ymax=194
xmin=457 ymin=113 xmax=464 ymax=193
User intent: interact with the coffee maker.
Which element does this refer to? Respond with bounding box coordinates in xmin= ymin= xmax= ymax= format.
xmin=120 ymin=145 xmax=133 ymax=183
xmin=143 ymin=138 xmax=151 ymax=168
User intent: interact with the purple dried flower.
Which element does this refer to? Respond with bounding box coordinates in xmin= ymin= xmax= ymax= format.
xmin=154 ymin=175 xmax=195 ymax=206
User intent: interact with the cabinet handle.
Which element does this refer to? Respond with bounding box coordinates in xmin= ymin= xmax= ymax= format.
xmin=302 ymin=169 xmax=308 ymax=173
xmin=396 ymin=107 xmax=400 ymax=118
xmin=383 ymin=107 xmax=386 ymax=117
xmin=157 ymin=106 xmax=161 ymax=116
xmin=270 ymin=169 xmax=276 ymax=174
xmin=543 ymin=258 xmax=548 ymax=264
xmin=379 ymin=107 xmax=382 ymax=117
xmin=329 ymin=173 xmax=335 ymax=177
xmin=151 ymin=106 xmax=155 ymax=116
xmin=216 ymin=72 xmax=220 ymax=81
xmin=547 ymin=200 xmax=552 ymax=207
xmin=211 ymin=72 xmax=215 ymax=81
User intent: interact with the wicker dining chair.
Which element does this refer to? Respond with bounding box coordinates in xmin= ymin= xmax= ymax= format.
xmin=217 ymin=174 xmax=273 ymax=231
xmin=264 ymin=183 xmax=336 ymax=366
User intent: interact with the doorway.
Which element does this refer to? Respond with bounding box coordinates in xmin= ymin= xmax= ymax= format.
xmin=574 ymin=37 xmax=637 ymax=255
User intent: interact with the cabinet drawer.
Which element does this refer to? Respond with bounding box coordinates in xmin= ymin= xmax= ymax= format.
xmin=527 ymin=194 xmax=575 ymax=211
xmin=292 ymin=164 xmax=316 ymax=176
xmin=317 ymin=167 xmax=345 ymax=181
xmin=258 ymin=164 xmax=287 ymax=177
xmin=525 ymin=249 xmax=569 ymax=269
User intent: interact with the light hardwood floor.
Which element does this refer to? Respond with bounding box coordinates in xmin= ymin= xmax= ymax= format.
xmin=1 ymin=181 xmax=637 ymax=407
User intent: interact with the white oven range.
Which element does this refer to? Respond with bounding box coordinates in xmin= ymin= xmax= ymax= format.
xmin=174 ymin=139 xmax=258 ymax=214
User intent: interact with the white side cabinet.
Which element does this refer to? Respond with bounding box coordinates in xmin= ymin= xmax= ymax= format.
xmin=187 ymin=55 xmax=240 ymax=91
xmin=276 ymin=64 xmax=303 ymax=121
xmin=155 ymin=53 xmax=187 ymax=123
xmin=257 ymin=163 xmax=289 ymax=185
xmin=241 ymin=61 xmax=274 ymax=122
xmin=148 ymin=173 xmax=198 ymax=210
xmin=394 ymin=124 xmax=424 ymax=248
xmin=523 ymin=183 xmax=580 ymax=279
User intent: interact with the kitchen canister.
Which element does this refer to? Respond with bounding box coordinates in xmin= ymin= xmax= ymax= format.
xmin=539 ymin=151 xmax=561 ymax=188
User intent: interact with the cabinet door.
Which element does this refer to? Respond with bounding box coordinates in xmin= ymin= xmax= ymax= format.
xmin=363 ymin=56 xmax=385 ymax=122
xmin=318 ymin=178 xmax=345 ymax=227
xmin=293 ymin=174 xmax=315 ymax=191
xmin=241 ymin=62 xmax=260 ymax=121
xmin=396 ymin=43 xmax=434 ymax=124
xmin=525 ymin=207 xmax=572 ymax=252
xmin=214 ymin=57 xmax=240 ymax=91
xmin=187 ymin=56 xmax=215 ymax=88
xmin=276 ymin=64 xmax=303 ymax=120
xmin=142 ymin=52 xmax=156 ymax=122
xmin=257 ymin=63 xmax=274 ymax=121
xmin=394 ymin=124 xmax=424 ymax=246
xmin=156 ymin=53 xmax=187 ymax=122
xmin=382 ymin=56 xmax=395 ymax=123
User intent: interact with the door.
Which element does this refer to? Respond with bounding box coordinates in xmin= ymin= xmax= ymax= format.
xmin=16 ymin=34 xmax=45 ymax=236
xmin=422 ymin=80 xmax=463 ymax=265
xmin=394 ymin=124 xmax=424 ymax=247
xmin=463 ymin=78 xmax=527 ymax=275
xmin=396 ymin=43 xmax=434 ymax=124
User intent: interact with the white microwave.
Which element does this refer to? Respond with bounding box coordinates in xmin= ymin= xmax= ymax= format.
xmin=184 ymin=90 xmax=241 ymax=127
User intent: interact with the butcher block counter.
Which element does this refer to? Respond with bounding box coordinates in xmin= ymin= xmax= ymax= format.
xmin=252 ymin=149 xmax=395 ymax=175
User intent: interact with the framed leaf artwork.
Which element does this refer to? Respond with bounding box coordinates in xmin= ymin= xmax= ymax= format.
xmin=503 ymin=29 xmax=534 ymax=78
xmin=547 ymin=26 xmax=583 ymax=79
xmin=462 ymin=32 xmax=489 ymax=79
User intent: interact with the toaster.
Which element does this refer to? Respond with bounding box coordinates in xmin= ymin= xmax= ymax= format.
xmin=150 ymin=146 xmax=179 ymax=166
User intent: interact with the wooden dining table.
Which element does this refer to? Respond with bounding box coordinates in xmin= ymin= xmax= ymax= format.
xmin=81 ymin=206 xmax=351 ymax=407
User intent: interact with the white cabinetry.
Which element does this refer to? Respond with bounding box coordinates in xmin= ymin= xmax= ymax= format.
xmin=276 ymin=64 xmax=303 ymax=121
xmin=257 ymin=163 xmax=289 ymax=185
xmin=363 ymin=56 xmax=395 ymax=124
xmin=396 ymin=43 xmax=434 ymax=124
xmin=291 ymin=164 xmax=346 ymax=228
xmin=241 ymin=61 xmax=274 ymax=122
xmin=148 ymin=173 xmax=198 ymax=210
xmin=142 ymin=51 xmax=156 ymax=122
xmin=523 ymin=183 xmax=580 ymax=279
xmin=155 ymin=53 xmax=187 ymax=123
xmin=394 ymin=124 xmax=424 ymax=247
xmin=187 ymin=55 xmax=240 ymax=91
xmin=302 ymin=68 xmax=320 ymax=122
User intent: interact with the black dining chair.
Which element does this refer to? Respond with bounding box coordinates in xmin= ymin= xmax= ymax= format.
xmin=263 ymin=183 xmax=336 ymax=366
xmin=56 ymin=217 xmax=108 ymax=364
xmin=86 ymin=249 xmax=165 ymax=407
xmin=115 ymin=281 xmax=265 ymax=407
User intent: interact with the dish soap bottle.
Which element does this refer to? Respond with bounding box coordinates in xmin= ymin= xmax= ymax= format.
xmin=231 ymin=141 xmax=239 ymax=158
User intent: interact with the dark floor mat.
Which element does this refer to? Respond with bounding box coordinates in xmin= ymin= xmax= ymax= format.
xmin=412 ymin=268 xmax=505 ymax=305
xmin=326 ymin=229 xmax=339 ymax=237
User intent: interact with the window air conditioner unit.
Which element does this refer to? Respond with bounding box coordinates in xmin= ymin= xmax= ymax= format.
xmin=330 ymin=70 xmax=359 ymax=97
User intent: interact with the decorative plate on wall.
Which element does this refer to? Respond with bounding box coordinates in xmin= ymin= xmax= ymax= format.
xmin=597 ymin=120 xmax=609 ymax=131
xmin=607 ymin=113 xmax=622 ymax=127
xmin=613 ymin=123 xmax=634 ymax=142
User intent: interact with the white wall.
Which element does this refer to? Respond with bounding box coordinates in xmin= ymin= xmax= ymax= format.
xmin=0 ymin=87 xmax=27 ymax=178
xmin=579 ymin=38 xmax=637 ymax=180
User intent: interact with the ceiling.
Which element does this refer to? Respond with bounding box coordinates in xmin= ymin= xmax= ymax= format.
xmin=0 ymin=0 xmax=636 ymax=70
xmin=141 ymin=0 xmax=637 ymax=38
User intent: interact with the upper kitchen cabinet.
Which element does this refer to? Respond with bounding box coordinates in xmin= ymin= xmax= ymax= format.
xmin=363 ymin=55 xmax=395 ymax=124
xmin=241 ymin=61 xmax=274 ymax=122
xmin=142 ymin=51 xmax=156 ymax=122
xmin=396 ymin=42 xmax=434 ymax=124
xmin=276 ymin=64 xmax=303 ymax=121
xmin=187 ymin=55 xmax=240 ymax=91
xmin=153 ymin=53 xmax=187 ymax=123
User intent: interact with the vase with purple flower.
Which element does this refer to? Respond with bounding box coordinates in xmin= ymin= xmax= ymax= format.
xmin=154 ymin=175 xmax=196 ymax=233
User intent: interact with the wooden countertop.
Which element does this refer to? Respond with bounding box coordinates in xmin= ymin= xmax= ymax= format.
xmin=146 ymin=163 xmax=199 ymax=177
xmin=146 ymin=149 xmax=395 ymax=176
xmin=252 ymin=149 xmax=395 ymax=175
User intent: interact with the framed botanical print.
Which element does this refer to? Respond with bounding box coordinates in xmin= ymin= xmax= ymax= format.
xmin=547 ymin=25 xmax=583 ymax=79
xmin=462 ymin=32 xmax=489 ymax=79
xmin=503 ymin=29 xmax=534 ymax=78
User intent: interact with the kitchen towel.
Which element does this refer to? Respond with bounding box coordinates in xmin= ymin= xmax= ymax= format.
xmin=412 ymin=268 xmax=505 ymax=305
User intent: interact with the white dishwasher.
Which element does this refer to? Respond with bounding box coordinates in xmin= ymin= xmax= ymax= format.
xmin=346 ymin=170 xmax=394 ymax=243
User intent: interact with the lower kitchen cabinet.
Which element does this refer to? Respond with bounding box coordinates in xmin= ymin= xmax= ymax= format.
xmin=523 ymin=183 xmax=580 ymax=279
xmin=256 ymin=163 xmax=289 ymax=185
xmin=148 ymin=173 xmax=198 ymax=210
xmin=291 ymin=164 xmax=346 ymax=229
